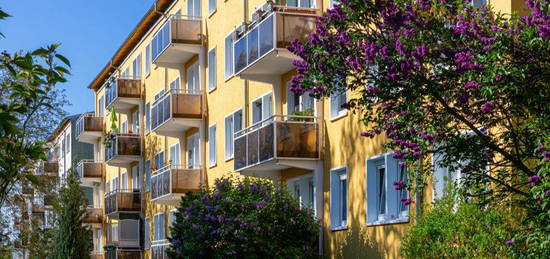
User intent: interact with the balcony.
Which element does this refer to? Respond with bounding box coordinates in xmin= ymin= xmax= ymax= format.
xmin=106 ymin=219 xmax=140 ymax=248
xmin=105 ymin=134 xmax=141 ymax=166
xmin=76 ymin=160 xmax=105 ymax=186
xmin=233 ymin=4 xmax=318 ymax=82
xmin=76 ymin=113 xmax=104 ymax=144
xmin=105 ymin=249 xmax=141 ymax=259
xmin=152 ymin=14 xmax=202 ymax=68
xmin=44 ymin=194 xmax=55 ymax=206
xmin=104 ymin=190 xmax=141 ymax=218
xmin=152 ymin=243 xmax=170 ymax=259
xmin=105 ymin=77 xmax=142 ymax=113
xmin=151 ymin=165 xmax=201 ymax=205
xmin=84 ymin=207 xmax=104 ymax=225
xmin=234 ymin=115 xmax=320 ymax=178
xmin=151 ymin=89 xmax=203 ymax=137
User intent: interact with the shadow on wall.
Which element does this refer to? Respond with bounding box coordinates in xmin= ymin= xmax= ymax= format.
xmin=323 ymin=109 xmax=409 ymax=258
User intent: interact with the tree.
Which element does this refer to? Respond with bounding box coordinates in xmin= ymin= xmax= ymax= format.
xmin=49 ymin=170 xmax=92 ymax=259
xmin=168 ymin=177 xmax=320 ymax=258
xmin=288 ymin=0 xmax=549 ymax=252
xmin=0 ymin=8 xmax=70 ymax=209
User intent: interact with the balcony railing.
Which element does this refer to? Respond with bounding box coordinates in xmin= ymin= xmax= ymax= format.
xmin=76 ymin=160 xmax=105 ymax=184
xmin=234 ymin=115 xmax=320 ymax=172
xmin=152 ymin=243 xmax=170 ymax=259
xmin=105 ymin=76 xmax=142 ymax=112
xmin=76 ymin=113 xmax=104 ymax=144
xmin=104 ymin=190 xmax=141 ymax=217
xmin=105 ymin=134 xmax=141 ymax=165
xmin=233 ymin=5 xmax=317 ymax=79
xmin=84 ymin=207 xmax=104 ymax=224
xmin=152 ymin=14 xmax=202 ymax=68
xmin=105 ymin=249 xmax=141 ymax=259
xmin=151 ymin=89 xmax=202 ymax=136
xmin=106 ymin=219 xmax=141 ymax=248
xmin=151 ymin=165 xmax=201 ymax=205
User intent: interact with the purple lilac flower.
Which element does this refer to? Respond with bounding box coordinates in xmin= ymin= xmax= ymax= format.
xmin=465 ymin=81 xmax=479 ymax=89
xmin=535 ymin=145 xmax=546 ymax=153
xmin=360 ymin=132 xmax=374 ymax=138
xmin=480 ymin=102 xmax=495 ymax=112
xmin=528 ymin=175 xmax=541 ymax=186
xmin=545 ymin=189 xmax=550 ymax=196
xmin=505 ymin=239 xmax=514 ymax=246
xmin=393 ymin=180 xmax=406 ymax=190
xmin=543 ymin=152 xmax=550 ymax=159
xmin=400 ymin=197 xmax=413 ymax=206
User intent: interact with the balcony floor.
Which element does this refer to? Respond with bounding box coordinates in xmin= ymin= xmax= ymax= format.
xmin=154 ymin=43 xmax=202 ymax=68
xmin=153 ymin=118 xmax=202 ymax=137
xmin=107 ymin=97 xmax=141 ymax=113
xmin=151 ymin=193 xmax=184 ymax=206
xmin=106 ymin=155 xmax=141 ymax=167
xmin=238 ymin=158 xmax=319 ymax=178
xmin=237 ymin=49 xmax=299 ymax=83
xmin=77 ymin=131 xmax=102 ymax=144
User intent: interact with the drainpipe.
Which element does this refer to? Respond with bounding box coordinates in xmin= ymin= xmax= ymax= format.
xmin=199 ymin=21 xmax=207 ymax=187
xmin=316 ymin=97 xmax=325 ymax=256
xmin=243 ymin=0 xmax=249 ymax=129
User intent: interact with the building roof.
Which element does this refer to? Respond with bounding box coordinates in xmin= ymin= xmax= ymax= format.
xmin=87 ymin=0 xmax=176 ymax=91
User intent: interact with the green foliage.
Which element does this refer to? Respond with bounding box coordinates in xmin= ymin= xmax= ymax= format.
xmin=402 ymin=195 xmax=514 ymax=259
xmin=49 ymin=170 xmax=92 ymax=259
xmin=290 ymin=108 xmax=315 ymax=121
xmin=168 ymin=176 xmax=320 ymax=258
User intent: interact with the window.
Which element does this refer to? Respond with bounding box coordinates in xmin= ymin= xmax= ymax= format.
xmin=209 ymin=0 xmax=216 ymax=14
xmin=330 ymin=167 xmax=347 ymax=229
xmin=187 ymin=0 xmax=201 ymax=17
xmin=154 ymin=151 xmax=165 ymax=170
xmin=224 ymin=109 xmax=242 ymax=159
xmin=132 ymin=54 xmax=142 ymax=77
xmin=97 ymin=229 xmax=103 ymax=253
xmin=131 ymin=165 xmax=140 ymax=191
xmin=122 ymin=67 xmax=129 ymax=78
xmin=286 ymin=0 xmax=314 ymax=8
xmin=154 ymin=89 xmax=166 ymax=101
xmin=471 ymin=0 xmax=487 ymax=7
xmin=330 ymin=91 xmax=347 ymax=119
xmin=187 ymin=132 xmax=200 ymax=169
xmin=169 ymin=209 xmax=177 ymax=228
xmin=366 ymin=153 xmax=409 ymax=225
xmin=170 ymin=77 xmax=180 ymax=90
xmin=208 ymin=124 xmax=216 ymax=166
xmin=170 ymin=143 xmax=181 ymax=167
xmin=144 ymin=217 xmax=151 ymax=249
xmin=98 ymin=96 xmax=104 ymax=117
xmin=252 ymin=93 xmax=273 ymax=124
xmin=224 ymin=33 xmax=234 ymax=78
xmin=187 ymin=62 xmax=200 ymax=92
xmin=113 ymin=177 xmax=119 ymax=191
xmin=145 ymin=102 xmax=151 ymax=134
xmin=154 ymin=213 xmax=166 ymax=241
xmin=287 ymin=173 xmax=315 ymax=215
xmin=121 ymin=172 xmax=128 ymax=190
xmin=106 ymin=182 xmax=110 ymax=194
xmin=145 ymin=44 xmax=151 ymax=76
xmin=208 ymin=47 xmax=216 ymax=91
xmin=65 ymin=133 xmax=71 ymax=154
xmin=330 ymin=0 xmax=340 ymax=7
xmin=287 ymin=82 xmax=314 ymax=115
xmin=145 ymin=160 xmax=151 ymax=192
xmin=122 ymin=120 xmax=128 ymax=134
xmin=132 ymin=110 xmax=139 ymax=134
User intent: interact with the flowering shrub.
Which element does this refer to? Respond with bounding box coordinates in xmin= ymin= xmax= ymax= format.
xmin=288 ymin=0 xmax=549 ymax=252
xmin=168 ymin=177 xmax=320 ymax=258
xmin=402 ymin=195 xmax=515 ymax=258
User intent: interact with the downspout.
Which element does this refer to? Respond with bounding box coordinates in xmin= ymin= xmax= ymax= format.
xmin=199 ymin=19 xmax=207 ymax=188
xmin=315 ymin=1 xmax=324 ymax=256
xmin=243 ymin=0 xmax=249 ymax=129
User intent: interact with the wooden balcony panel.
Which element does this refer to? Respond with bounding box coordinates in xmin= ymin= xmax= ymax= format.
xmin=172 ymin=93 xmax=202 ymax=119
xmin=84 ymin=208 xmax=104 ymax=224
xmin=117 ymin=79 xmax=141 ymax=99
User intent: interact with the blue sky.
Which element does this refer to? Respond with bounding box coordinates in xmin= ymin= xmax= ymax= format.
xmin=1 ymin=0 xmax=153 ymax=116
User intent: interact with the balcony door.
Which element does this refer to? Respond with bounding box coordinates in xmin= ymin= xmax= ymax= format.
xmin=286 ymin=0 xmax=314 ymax=8
xmin=170 ymin=143 xmax=181 ymax=168
xmin=131 ymin=165 xmax=140 ymax=191
xmin=187 ymin=133 xmax=200 ymax=169
xmin=112 ymin=177 xmax=119 ymax=192
xmin=287 ymin=82 xmax=315 ymax=116
xmin=187 ymin=0 xmax=201 ymax=17
xmin=121 ymin=172 xmax=128 ymax=191
xmin=187 ymin=62 xmax=200 ymax=93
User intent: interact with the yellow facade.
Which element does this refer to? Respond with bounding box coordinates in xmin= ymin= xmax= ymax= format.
xmin=77 ymin=0 xmax=528 ymax=258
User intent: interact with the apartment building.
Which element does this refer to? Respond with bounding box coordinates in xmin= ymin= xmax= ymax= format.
xmin=80 ymin=0 xmax=528 ymax=258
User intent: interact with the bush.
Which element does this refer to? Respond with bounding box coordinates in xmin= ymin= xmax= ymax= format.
xmin=168 ymin=176 xmax=320 ymax=259
xmin=402 ymin=195 xmax=514 ymax=259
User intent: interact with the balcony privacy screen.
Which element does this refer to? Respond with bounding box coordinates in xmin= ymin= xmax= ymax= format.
xmin=84 ymin=208 xmax=103 ymax=224
xmin=151 ymin=91 xmax=202 ymax=130
xmin=151 ymin=167 xmax=201 ymax=200
xmin=233 ymin=12 xmax=316 ymax=74
xmin=234 ymin=119 xmax=319 ymax=171
xmin=104 ymin=191 xmax=141 ymax=215
xmin=75 ymin=114 xmax=102 ymax=137
xmin=105 ymin=79 xmax=141 ymax=108
xmin=105 ymin=135 xmax=141 ymax=162
xmin=152 ymin=244 xmax=170 ymax=259
xmin=77 ymin=161 xmax=103 ymax=178
xmin=152 ymin=17 xmax=202 ymax=61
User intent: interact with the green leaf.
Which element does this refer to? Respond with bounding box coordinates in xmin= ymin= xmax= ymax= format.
xmin=55 ymin=54 xmax=71 ymax=67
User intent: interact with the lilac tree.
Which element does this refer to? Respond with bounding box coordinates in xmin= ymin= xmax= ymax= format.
xmin=289 ymin=0 xmax=549 ymax=254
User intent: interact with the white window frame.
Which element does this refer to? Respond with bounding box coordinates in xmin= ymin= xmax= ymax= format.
xmin=154 ymin=150 xmax=166 ymax=170
xmin=145 ymin=159 xmax=151 ymax=192
xmin=98 ymin=95 xmax=104 ymax=117
xmin=208 ymin=123 xmax=217 ymax=167
xmin=366 ymin=153 xmax=409 ymax=226
xmin=286 ymin=173 xmax=315 ymax=215
xmin=286 ymin=82 xmax=315 ymax=116
xmin=224 ymin=32 xmax=234 ymax=79
xmin=131 ymin=165 xmax=140 ymax=191
xmin=208 ymin=0 xmax=217 ymax=15
xmin=224 ymin=108 xmax=242 ymax=160
xmin=330 ymin=91 xmax=347 ymax=120
xmin=170 ymin=142 xmax=181 ymax=167
xmin=251 ymin=92 xmax=273 ymax=125
xmin=187 ymin=132 xmax=200 ymax=169
xmin=330 ymin=166 xmax=348 ymax=230
xmin=153 ymin=212 xmax=166 ymax=242
xmin=144 ymin=217 xmax=151 ymax=249
xmin=170 ymin=77 xmax=181 ymax=90
xmin=131 ymin=110 xmax=140 ymax=134
xmin=145 ymin=44 xmax=152 ymax=76
xmin=132 ymin=54 xmax=142 ymax=77
xmin=122 ymin=120 xmax=128 ymax=134
xmin=145 ymin=102 xmax=151 ymax=134
xmin=286 ymin=0 xmax=315 ymax=8
xmin=187 ymin=61 xmax=200 ymax=92
xmin=169 ymin=209 xmax=177 ymax=229
xmin=208 ymin=47 xmax=217 ymax=91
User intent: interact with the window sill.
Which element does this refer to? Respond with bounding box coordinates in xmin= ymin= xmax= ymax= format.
xmin=329 ymin=111 xmax=348 ymax=122
xmin=208 ymin=163 xmax=217 ymax=169
xmin=330 ymin=225 xmax=348 ymax=232
xmin=225 ymin=157 xmax=234 ymax=162
xmin=208 ymin=86 xmax=217 ymax=94
xmin=224 ymin=74 xmax=235 ymax=82
xmin=366 ymin=218 xmax=409 ymax=227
